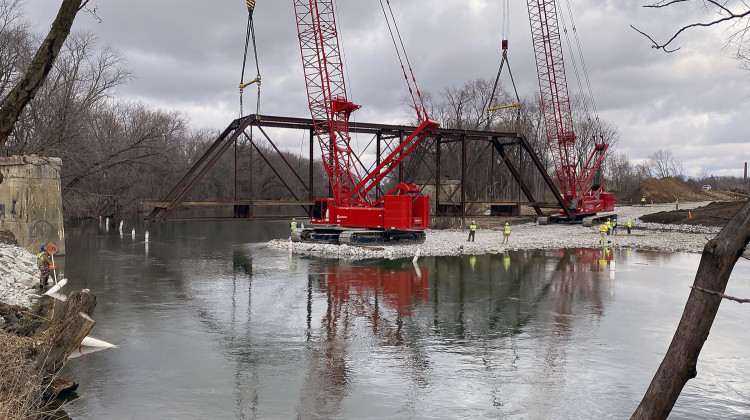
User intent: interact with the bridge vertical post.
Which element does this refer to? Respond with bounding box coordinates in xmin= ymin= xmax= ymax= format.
xmin=376 ymin=131 xmax=381 ymax=201
xmin=309 ymin=128 xmax=314 ymax=205
xmin=435 ymin=135 xmax=441 ymax=217
xmin=461 ymin=134 xmax=466 ymax=224
xmin=249 ymin=131 xmax=254 ymax=220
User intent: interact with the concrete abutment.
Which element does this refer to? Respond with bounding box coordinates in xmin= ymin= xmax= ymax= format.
xmin=0 ymin=155 xmax=65 ymax=255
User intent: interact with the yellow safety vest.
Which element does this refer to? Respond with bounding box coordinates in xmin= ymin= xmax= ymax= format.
xmin=606 ymin=221 xmax=611 ymax=229
xmin=504 ymin=226 xmax=510 ymax=234
xmin=469 ymin=224 xmax=477 ymax=232
xmin=641 ymin=197 xmax=646 ymax=202
xmin=599 ymin=225 xmax=607 ymax=232
xmin=290 ymin=221 xmax=297 ymax=230
xmin=627 ymin=220 xmax=632 ymax=228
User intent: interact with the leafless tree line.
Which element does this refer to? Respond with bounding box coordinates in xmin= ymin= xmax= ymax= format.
xmin=397 ymin=78 xmax=624 ymax=205
xmin=0 ymin=0 xmax=323 ymax=220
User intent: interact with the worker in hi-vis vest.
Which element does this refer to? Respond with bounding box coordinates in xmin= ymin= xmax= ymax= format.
xmin=627 ymin=219 xmax=632 ymax=235
xmin=599 ymin=223 xmax=607 ymax=244
xmin=502 ymin=223 xmax=511 ymax=245
xmin=606 ymin=218 xmax=612 ymax=235
xmin=37 ymin=245 xmax=53 ymax=288
xmin=641 ymin=196 xmax=646 ymax=206
xmin=468 ymin=220 xmax=477 ymax=242
xmin=290 ymin=218 xmax=298 ymax=231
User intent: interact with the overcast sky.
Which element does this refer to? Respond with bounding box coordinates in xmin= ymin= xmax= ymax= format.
xmin=22 ymin=0 xmax=750 ymax=178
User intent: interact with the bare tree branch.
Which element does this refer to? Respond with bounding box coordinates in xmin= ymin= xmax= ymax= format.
xmin=0 ymin=0 xmax=84 ymax=162
xmin=690 ymin=285 xmax=750 ymax=303
xmin=634 ymin=1 xmax=750 ymax=52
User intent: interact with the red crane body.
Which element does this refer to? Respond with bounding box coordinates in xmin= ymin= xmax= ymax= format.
xmin=526 ymin=0 xmax=613 ymax=216
xmin=292 ymin=0 xmax=438 ymax=243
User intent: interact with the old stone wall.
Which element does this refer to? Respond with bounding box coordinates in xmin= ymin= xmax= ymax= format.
xmin=0 ymin=155 xmax=65 ymax=255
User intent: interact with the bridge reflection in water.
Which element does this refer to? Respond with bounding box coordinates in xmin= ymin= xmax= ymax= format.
xmin=61 ymin=220 xmax=749 ymax=419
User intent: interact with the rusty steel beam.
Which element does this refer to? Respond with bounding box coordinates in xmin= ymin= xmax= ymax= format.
xmin=143 ymin=200 xmax=315 ymax=206
xmin=249 ymin=114 xmax=521 ymax=139
xmin=148 ymin=117 xmax=252 ymax=221
xmin=492 ymin=139 xmax=544 ymax=216
xmin=146 ymin=114 xmax=564 ymax=222
xmin=518 ymin=135 xmax=572 ymax=218
xmin=250 ymin=125 xmax=312 ymax=196
xmin=249 ymin=141 xmax=310 ymax=216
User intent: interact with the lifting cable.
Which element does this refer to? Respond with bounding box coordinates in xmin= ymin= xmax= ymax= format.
xmin=379 ymin=0 xmax=429 ymax=123
xmin=239 ymin=0 xmax=261 ymax=118
xmin=485 ymin=0 xmax=521 ymax=130
xmin=558 ymin=0 xmax=602 ymax=141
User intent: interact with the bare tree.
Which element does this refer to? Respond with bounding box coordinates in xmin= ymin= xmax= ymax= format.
xmin=630 ymin=3 xmax=750 ymax=418
xmin=0 ymin=0 xmax=87 ymax=184
xmin=632 ymin=1 xmax=750 ymax=53
xmin=0 ymin=0 xmax=32 ymax=98
xmin=6 ymin=31 xmax=131 ymax=156
xmin=647 ymin=148 xmax=683 ymax=178
xmin=632 ymin=199 xmax=750 ymax=419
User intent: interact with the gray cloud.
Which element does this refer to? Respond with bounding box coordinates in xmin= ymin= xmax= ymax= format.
xmin=22 ymin=0 xmax=750 ymax=177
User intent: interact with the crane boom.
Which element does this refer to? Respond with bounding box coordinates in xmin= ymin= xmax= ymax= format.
xmin=526 ymin=0 xmax=612 ymax=215
xmin=292 ymin=0 xmax=439 ymax=244
xmin=293 ymin=0 xmax=365 ymax=205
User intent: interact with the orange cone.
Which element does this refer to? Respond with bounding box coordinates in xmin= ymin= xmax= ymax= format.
xmin=688 ymin=211 xmax=692 ymax=219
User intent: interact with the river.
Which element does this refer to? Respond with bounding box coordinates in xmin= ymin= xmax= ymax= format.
xmin=55 ymin=219 xmax=750 ymax=419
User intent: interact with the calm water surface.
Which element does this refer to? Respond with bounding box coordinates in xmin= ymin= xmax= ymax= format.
xmin=56 ymin=220 xmax=750 ymax=419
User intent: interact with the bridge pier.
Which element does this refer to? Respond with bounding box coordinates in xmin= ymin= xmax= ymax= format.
xmin=0 ymin=155 xmax=66 ymax=254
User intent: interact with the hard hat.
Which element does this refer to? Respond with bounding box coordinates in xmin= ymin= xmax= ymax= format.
xmin=293 ymin=217 xmax=296 ymax=220
xmin=472 ymin=220 xmax=475 ymax=223
xmin=505 ymin=223 xmax=509 ymax=225
xmin=40 ymin=245 xmax=45 ymax=250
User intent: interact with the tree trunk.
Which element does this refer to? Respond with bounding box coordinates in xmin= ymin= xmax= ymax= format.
xmin=0 ymin=0 xmax=84 ymax=171
xmin=631 ymin=198 xmax=750 ymax=419
xmin=34 ymin=290 xmax=97 ymax=375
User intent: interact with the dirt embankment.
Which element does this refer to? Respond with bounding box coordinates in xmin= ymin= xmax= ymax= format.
xmin=640 ymin=200 xmax=746 ymax=227
xmin=616 ymin=177 xmax=746 ymax=204
xmin=615 ymin=177 xmax=747 ymax=227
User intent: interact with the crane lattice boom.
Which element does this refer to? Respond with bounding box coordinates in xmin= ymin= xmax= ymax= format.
xmin=292 ymin=0 xmax=438 ymax=241
xmin=293 ymin=0 xmax=365 ymax=205
xmin=526 ymin=0 xmax=611 ymax=215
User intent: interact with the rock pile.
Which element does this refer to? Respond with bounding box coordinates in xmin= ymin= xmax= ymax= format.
xmin=0 ymin=244 xmax=41 ymax=308
xmin=269 ymin=201 xmax=727 ymax=260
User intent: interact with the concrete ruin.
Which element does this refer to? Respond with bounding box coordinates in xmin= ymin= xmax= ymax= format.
xmin=0 ymin=155 xmax=65 ymax=255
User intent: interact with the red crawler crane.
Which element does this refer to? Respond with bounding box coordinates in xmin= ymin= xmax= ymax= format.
xmin=526 ymin=0 xmax=613 ymax=218
xmin=291 ymin=0 xmax=439 ymax=244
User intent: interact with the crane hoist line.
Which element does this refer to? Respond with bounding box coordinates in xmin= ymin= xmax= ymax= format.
xmin=239 ymin=0 xmax=261 ymax=117
xmin=290 ymin=0 xmax=439 ymax=245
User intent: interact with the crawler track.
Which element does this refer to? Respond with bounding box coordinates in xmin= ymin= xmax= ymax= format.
xmin=291 ymin=228 xmax=425 ymax=245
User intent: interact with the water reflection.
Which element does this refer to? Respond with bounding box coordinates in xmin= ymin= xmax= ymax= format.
xmin=296 ymin=261 xmax=429 ymax=418
xmin=58 ymin=221 xmax=750 ymax=419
